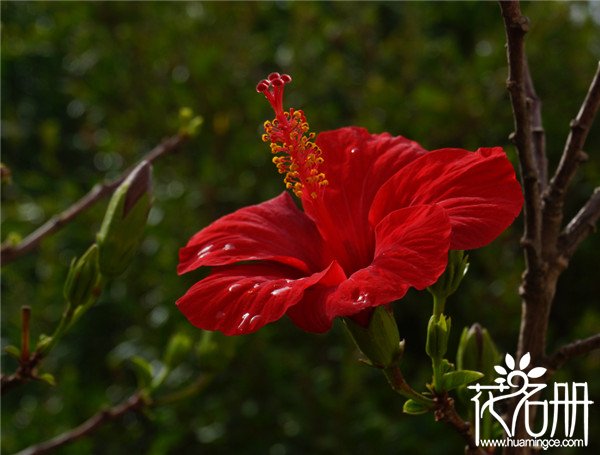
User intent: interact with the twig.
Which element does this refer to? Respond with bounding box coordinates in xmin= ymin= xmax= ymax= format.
xmin=499 ymin=0 xmax=543 ymax=276
xmin=559 ymin=187 xmax=600 ymax=259
xmin=13 ymin=392 xmax=148 ymax=455
xmin=434 ymin=394 xmax=486 ymax=455
xmin=1 ymin=352 xmax=43 ymax=395
xmin=543 ymin=62 xmax=600 ymax=247
xmin=20 ymin=306 xmax=31 ymax=362
xmin=543 ymin=334 xmax=600 ymax=374
xmin=0 ymin=133 xmax=189 ymax=266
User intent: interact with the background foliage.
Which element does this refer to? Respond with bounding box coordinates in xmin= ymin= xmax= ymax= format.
xmin=2 ymin=2 xmax=599 ymax=454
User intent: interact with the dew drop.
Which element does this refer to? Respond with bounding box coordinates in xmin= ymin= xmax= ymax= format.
xmin=228 ymin=283 xmax=241 ymax=292
xmin=350 ymin=147 xmax=359 ymax=154
xmin=354 ymin=293 xmax=370 ymax=305
xmin=250 ymin=315 xmax=262 ymax=327
xmin=197 ymin=244 xmax=214 ymax=258
xmin=216 ymin=311 xmax=226 ymax=319
xmin=238 ymin=312 xmax=250 ymax=329
xmin=223 ymin=243 xmax=235 ymax=251
xmin=271 ymin=286 xmax=292 ymax=296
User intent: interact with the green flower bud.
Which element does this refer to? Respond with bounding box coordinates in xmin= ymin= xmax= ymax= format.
xmin=163 ymin=333 xmax=193 ymax=368
xmin=426 ymin=314 xmax=451 ymax=361
xmin=428 ymin=250 xmax=469 ymax=301
xmin=456 ymin=323 xmax=500 ymax=382
xmin=97 ymin=161 xmax=153 ymax=278
xmin=344 ymin=306 xmax=403 ymax=369
xmin=63 ymin=244 xmax=101 ymax=309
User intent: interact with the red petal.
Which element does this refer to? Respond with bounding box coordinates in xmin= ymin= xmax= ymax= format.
xmin=302 ymin=127 xmax=426 ymax=272
xmin=369 ymin=147 xmax=523 ymax=250
xmin=178 ymin=192 xmax=328 ymax=275
xmin=177 ymin=262 xmax=343 ymax=336
xmin=286 ymin=261 xmax=347 ymax=333
xmin=327 ymin=205 xmax=451 ymax=317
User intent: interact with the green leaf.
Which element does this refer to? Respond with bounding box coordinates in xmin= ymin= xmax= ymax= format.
xmin=403 ymin=399 xmax=431 ymax=415
xmin=4 ymin=345 xmax=21 ymax=359
xmin=442 ymin=370 xmax=484 ymax=391
xmin=130 ymin=356 xmax=154 ymax=387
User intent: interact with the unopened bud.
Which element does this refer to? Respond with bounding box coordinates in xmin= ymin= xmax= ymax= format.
xmin=97 ymin=161 xmax=153 ymax=278
xmin=426 ymin=314 xmax=451 ymax=361
xmin=344 ymin=306 xmax=402 ymax=369
xmin=63 ymin=244 xmax=101 ymax=309
xmin=456 ymin=323 xmax=499 ymax=381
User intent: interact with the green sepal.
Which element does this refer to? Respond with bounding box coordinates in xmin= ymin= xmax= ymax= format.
xmin=63 ymin=244 xmax=101 ymax=309
xmin=403 ymin=399 xmax=431 ymax=415
xmin=441 ymin=370 xmax=484 ymax=391
xmin=343 ymin=306 xmax=402 ymax=369
xmin=96 ymin=161 xmax=153 ymax=278
xmin=428 ymin=250 xmax=469 ymax=301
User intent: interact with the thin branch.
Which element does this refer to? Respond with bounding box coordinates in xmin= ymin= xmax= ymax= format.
xmin=559 ymin=187 xmax=600 ymax=259
xmin=543 ymin=333 xmax=600 ymax=374
xmin=499 ymin=1 xmax=543 ymax=275
xmin=1 ymin=133 xmax=189 ymax=266
xmin=434 ymin=394 xmax=486 ymax=455
xmin=13 ymin=392 xmax=148 ymax=455
xmin=1 ymin=352 xmax=43 ymax=395
xmin=543 ymin=62 xmax=600 ymax=245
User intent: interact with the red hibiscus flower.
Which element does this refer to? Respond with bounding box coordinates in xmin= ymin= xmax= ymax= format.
xmin=177 ymin=73 xmax=523 ymax=335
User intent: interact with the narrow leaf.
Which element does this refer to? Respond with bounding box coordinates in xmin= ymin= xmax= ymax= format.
xmin=442 ymin=370 xmax=484 ymax=391
xmin=403 ymin=399 xmax=431 ymax=415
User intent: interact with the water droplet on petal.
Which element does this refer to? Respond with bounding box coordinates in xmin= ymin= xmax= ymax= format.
xmin=238 ymin=312 xmax=250 ymax=329
xmin=197 ymin=244 xmax=214 ymax=258
xmin=250 ymin=315 xmax=262 ymax=327
xmin=271 ymin=286 xmax=292 ymax=296
xmin=354 ymin=293 xmax=370 ymax=306
xmin=216 ymin=311 xmax=226 ymax=320
xmin=223 ymin=243 xmax=235 ymax=251
xmin=350 ymin=147 xmax=359 ymax=154
xmin=228 ymin=283 xmax=241 ymax=292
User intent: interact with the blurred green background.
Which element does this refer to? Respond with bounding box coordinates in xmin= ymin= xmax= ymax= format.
xmin=2 ymin=2 xmax=599 ymax=454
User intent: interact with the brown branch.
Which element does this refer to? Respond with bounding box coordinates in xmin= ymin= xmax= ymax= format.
xmin=543 ymin=62 xmax=600 ymax=248
xmin=434 ymin=394 xmax=486 ymax=455
xmin=1 ymin=351 xmax=43 ymax=395
xmin=13 ymin=392 xmax=148 ymax=455
xmin=559 ymin=187 xmax=600 ymax=259
xmin=524 ymin=57 xmax=547 ymax=189
xmin=543 ymin=333 xmax=600 ymax=374
xmin=0 ymin=133 xmax=189 ymax=266
xmin=499 ymin=1 xmax=543 ymax=276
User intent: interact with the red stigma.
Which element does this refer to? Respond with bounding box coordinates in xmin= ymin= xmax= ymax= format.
xmin=256 ymin=73 xmax=293 ymax=118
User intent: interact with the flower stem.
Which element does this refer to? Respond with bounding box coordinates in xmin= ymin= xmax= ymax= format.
xmin=383 ymin=364 xmax=433 ymax=405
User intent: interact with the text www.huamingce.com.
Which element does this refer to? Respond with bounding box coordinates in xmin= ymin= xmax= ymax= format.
xmin=478 ymin=438 xmax=585 ymax=451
